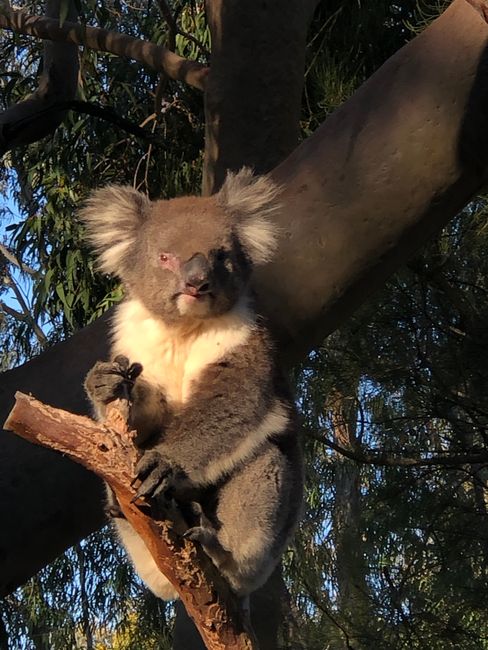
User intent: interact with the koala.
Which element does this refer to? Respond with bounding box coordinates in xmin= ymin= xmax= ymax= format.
xmin=81 ymin=169 xmax=303 ymax=600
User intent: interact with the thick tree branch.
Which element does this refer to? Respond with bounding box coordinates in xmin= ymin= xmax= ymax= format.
xmin=466 ymin=0 xmax=488 ymax=21
xmin=0 ymin=7 xmax=208 ymax=92
xmin=0 ymin=0 xmax=79 ymax=153
xmin=4 ymin=392 xmax=257 ymax=650
xmin=3 ymin=0 xmax=488 ymax=601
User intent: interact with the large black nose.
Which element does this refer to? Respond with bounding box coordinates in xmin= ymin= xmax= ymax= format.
xmin=182 ymin=253 xmax=212 ymax=294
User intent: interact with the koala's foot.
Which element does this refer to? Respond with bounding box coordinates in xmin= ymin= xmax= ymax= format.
xmin=105 ymin=485 xmax=125 ymax=519
xmin=184 ymin=502 xmax=232 ymax=567
xmin=157 ymin=496 xmax=190 ymax=535
xmin=85 ymin=355 xmax=143 ymax=405
xmin=106 ymin=502 xmax=124 ymax=519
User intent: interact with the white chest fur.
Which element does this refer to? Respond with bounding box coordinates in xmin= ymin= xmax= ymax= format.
xmin=112 ymin=298 xmax=254 ymax=404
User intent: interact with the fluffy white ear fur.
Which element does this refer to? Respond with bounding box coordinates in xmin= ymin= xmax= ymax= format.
xmin=217 ymin=167 xmax=282 ymax=265
xmin=79 ymin=185 xmax=151 ymax=275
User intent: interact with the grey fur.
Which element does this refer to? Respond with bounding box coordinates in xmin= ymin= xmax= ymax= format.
xmin=82 ymin=170 xmax=303 ymax=598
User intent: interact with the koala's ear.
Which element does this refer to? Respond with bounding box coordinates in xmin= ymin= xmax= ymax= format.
xmin=217 ymin=167 xmax=281 ymax=265
xmin=79 ymin=185 xmax=151 ymax=275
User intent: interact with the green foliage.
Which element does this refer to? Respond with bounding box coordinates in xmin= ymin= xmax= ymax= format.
xmin=289 ymin=203 xmax=488 ymax=649
xmin=0 ymin=0 xmax=206 ymax=359
xmin=0 ymin=529 xmax=174 ymax=649
xmin=2 ymin=1 xmax=488 ymax=649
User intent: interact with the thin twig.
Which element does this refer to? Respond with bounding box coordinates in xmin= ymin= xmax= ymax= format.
xmin=0 ymin=243 xmax=37 ymax=276
xmin=308 ymin=429 xmax=488 ymax=467
xmin=2 ymin=272 xmax=48 ymax=346
xmin=155 ymin=0 xmax=210 ymax=58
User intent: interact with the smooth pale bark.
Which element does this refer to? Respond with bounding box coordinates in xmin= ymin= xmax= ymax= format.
xmin=262 ymin=0 xmax=488 ymax=355
xmin=0 ymin=9 xmax=208 ymax=95
xmin=1 ymin=0 xmax=488 ymax=602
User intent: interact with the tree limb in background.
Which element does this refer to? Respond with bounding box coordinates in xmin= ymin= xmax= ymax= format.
xmin=2 ymin=0 xmax=488 ymax=603
xmin=0 ymin=243 xmax=37 ymax=276
xmin=311 ymin=429 xmax=488 ymax=467
xmin=0 ymin=270 xmax=48 ymax=347
xmin=0 ymin=7 xmax=209 ymax=93
xmin=0 ymin=0 xmax=79 ymax=154
xmin=4 ymin=392 xmax=258 ymax=650
xmin=57 ymin=100 xmax=160 ymax=142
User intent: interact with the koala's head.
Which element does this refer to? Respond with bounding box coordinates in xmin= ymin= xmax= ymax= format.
xmin=80 ymin=169 xmax=281 ymax=325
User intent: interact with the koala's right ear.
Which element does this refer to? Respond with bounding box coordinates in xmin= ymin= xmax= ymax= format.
xmin=79 ymin=185 xmax=151 ymax=275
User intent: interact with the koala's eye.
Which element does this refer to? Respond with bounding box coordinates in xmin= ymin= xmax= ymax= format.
xmin=159 ymin=253 xmax=176 ymax=270
xmin=215 ymin=250 xmax=227 ymax=262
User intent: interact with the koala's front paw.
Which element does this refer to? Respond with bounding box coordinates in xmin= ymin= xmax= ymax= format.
xmin=132 ymin=450 xmax=175 ymax=501
xmin=85 ymin=355 xmax=143 ymax=405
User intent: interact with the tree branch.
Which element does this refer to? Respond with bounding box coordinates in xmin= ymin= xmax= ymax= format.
xmin=62 ymin=100 xmax=160 ymax=141
xmin=465 ymin=0 xmax=488 ymax=22
xmin=309 ymin=429 xmax=488 ymax=467
xmin=0 ymin=0 xmax=79 ymax=154
xmin=4 ymin=392 xmax=257 ymax=650
xmin=0 ymin=243 xmax=37 ymax=276
xmin=0 ymin=7 xmax=209 ymax=92
xmin=2 ymin=272 xmax=48 ymax=346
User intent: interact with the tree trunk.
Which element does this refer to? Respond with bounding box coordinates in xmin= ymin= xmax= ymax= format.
xmin=0 ymin=0 xmax=79 ymax=153
xmin=1 ymin=0 xmax=488 ymax=611
xmin=202 ymin=0 xmax=317 ymax=193
xmin=329 ymin=391 xmax=372 ymax=648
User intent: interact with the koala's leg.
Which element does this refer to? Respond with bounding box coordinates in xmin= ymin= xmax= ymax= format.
xmin=114 ymin=517 xmax=180 ymax=600
xmin=193 ymin=440 xmax=303 ymax=596
xmin=105 ymin=486 xmax=185 ymax=600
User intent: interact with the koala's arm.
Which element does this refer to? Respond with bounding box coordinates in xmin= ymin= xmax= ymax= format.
xmin=149 ymin=328 xmax=294 ymax=486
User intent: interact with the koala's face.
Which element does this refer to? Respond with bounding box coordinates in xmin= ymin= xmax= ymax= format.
xmin=80 ymin=169 xmax=280 ymax=326
xmin=124 ymin=197 xmax=252 ymax=324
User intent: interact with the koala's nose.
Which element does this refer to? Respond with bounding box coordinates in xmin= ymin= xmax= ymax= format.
xmin=183 ymin=253 xmax=212 ymax=294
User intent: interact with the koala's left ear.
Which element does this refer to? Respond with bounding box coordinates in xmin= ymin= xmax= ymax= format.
xmin=217 ymin=168 xmax=282 ymax=265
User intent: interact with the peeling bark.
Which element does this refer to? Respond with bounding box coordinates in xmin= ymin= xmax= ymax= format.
xmin=4 ymin=393 xmax=258 ymax=650
xmin=1 ymin=0 xmax=488 ymax=609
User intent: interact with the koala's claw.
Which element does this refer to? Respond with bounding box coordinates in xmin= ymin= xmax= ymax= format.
xmin=85 ymin=356 xmax=143 ymax=405
xmin=106 ymin=503 xmax=125 ymax=519
xmin=183 ymin=521 xmax=231 ymax=568
xmin=113 ymin=355 xmax=143 ymax=382
xmin=183 ymin=525 xmax=217 ymax=546
xmin=132 ymin=451 xmax=173 ymax=501
xmin=184 ymin=502 xmax=219 ymax=547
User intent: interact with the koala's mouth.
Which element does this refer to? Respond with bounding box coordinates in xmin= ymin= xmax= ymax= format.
xmin=176 ymin=291 xmax=214 ymax=317
xmin=178 ymin=282 xmax=213 ymax=299
xmin=179 ymin=290 xmax=213 ymax=301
